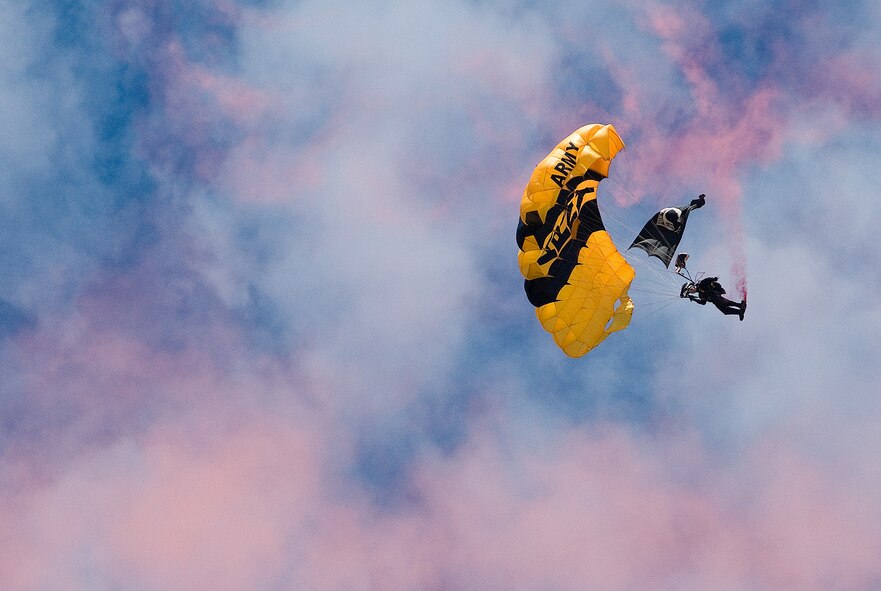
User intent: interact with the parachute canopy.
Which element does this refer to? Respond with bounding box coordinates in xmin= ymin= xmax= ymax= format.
xmin=516 ymin=124 xmax=635 ymax=358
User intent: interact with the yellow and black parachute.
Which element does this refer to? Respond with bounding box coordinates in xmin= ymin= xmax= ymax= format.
xmin=517 ymin=124 xmax=634 ymax=357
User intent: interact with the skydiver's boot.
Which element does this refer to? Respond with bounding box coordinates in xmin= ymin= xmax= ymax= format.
xmin=739 ymin=299 xmax=747 ymax=321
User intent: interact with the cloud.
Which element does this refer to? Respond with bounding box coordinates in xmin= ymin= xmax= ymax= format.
xmin=3 ymin=1 xmax=881 ymax=589
xmin=7 ymin=408 xmax=881 ymax=590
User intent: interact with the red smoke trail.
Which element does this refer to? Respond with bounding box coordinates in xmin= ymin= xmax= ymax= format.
xmin=732 ymin=258 xmax=748 ymax=301
xmin=719 ymin=185 xmax=748 ymax=301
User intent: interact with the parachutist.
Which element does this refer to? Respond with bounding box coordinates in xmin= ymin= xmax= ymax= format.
xmin=681 ymin=276 xmax=746 ymax=320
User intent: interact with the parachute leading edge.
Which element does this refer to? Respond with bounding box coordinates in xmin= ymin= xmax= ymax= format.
xmin=517 ymin=124 xmax=635 ymax=358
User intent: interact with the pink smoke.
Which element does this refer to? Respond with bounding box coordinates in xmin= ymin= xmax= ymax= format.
xmin=601 ymin=4 xmax=796 ymax=299
xmin=603 ymin=3 xmax=881 ymax=301
xmin=5 ymin=407 xmax=881 ymax=589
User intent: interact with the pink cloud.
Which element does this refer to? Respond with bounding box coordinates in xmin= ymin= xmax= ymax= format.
xmin=407 ymin=424 xmax=881 ymax=590
xmin=4 ymin=400 xmax=881 ymax=589
xmin=808 ymin=49 xmax=881 ymax=119
xmin=598 ymin=4 xmax=792 ymax=297
xmin=614 ymin=5 xmax=785 ymax=201
xmin=135 ymin=38 xmax=278 ymax=185
xmin=103 ymin=421 xmax=322 ymax=589
xmin=0 ymin=416 xmax=329 ymax=590
xmin=405 ymin=427 xmax=726 ymax=588
xmin=215 ymin=113 xmax=346 ymax=204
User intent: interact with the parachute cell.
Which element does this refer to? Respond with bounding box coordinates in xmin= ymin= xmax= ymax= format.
xmin=516 ymin=124 xmax=635 ymax=357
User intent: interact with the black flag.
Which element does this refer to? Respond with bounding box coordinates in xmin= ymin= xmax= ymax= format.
xmin=629 ymin=194 xmax=705 ymax=267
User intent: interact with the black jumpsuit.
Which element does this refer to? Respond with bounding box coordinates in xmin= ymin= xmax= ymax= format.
xmin=692 ymin=277 xmax=745 ymax=317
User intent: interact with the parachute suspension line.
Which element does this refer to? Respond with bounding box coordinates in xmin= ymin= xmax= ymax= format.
xmin=619 ymin=240 xmax=681 ymax=289
xmin=607 ymin=157 xmax=692 ymax=260
xmin=616 ymin=236 xmax=681 ymax=290
xmin=619 ymin=147 xmax=639 ymax=200
xmin=602 ymin=200 xmax=684 ymax=295
xmin=604 ymin=176 xmax=643 ymax=209
xmin=601 ymin=178 xmax=671 ymax=284
xmin=626 ymin=298 xmax=681 ymax=328
xmin=601 ymin=170 xmax=696 ymax=291
xmin=611 ymin=150 xmax=679 ymax=260
xmin=629 ymin=268 xmax=680 ymax=293
xmin=636 ymin=297 xmax=682 ymax=311
xmin=629 ymin=287 xmax=683 ymax=297
xmin=620 ymin=250 xmax=680 ymax=288
xmin=605 ymin=151 xmax=645 ymax=212
xmin=602 ymin=151 xmax=677 ymax=282
xmin=621 ymin=239 xmax=679 ymax=290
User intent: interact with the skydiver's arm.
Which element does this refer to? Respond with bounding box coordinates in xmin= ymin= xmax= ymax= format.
xmin=689 ymin=194 xmax=706 ymax=208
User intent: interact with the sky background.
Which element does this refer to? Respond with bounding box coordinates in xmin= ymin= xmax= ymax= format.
xmin=2 ymin=1 xmax=881 ymax=589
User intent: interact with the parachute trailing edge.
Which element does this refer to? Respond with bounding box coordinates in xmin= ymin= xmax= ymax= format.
xmin=516 ymin=124 xmax=634 ymax=358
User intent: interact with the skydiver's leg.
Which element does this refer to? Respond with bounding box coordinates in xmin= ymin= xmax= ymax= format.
xmin=711 ymin=296 xmax=743 ymax=316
